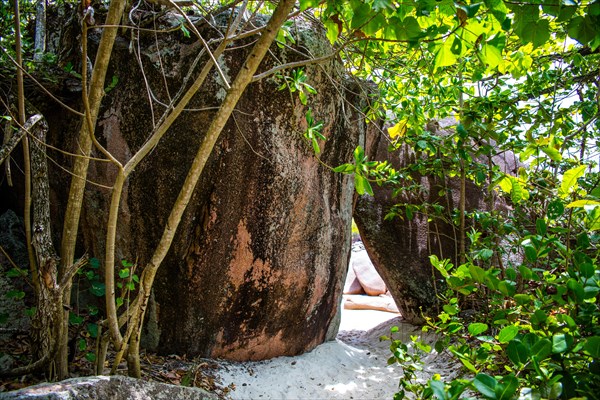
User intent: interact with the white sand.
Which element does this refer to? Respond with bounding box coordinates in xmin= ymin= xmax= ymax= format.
xmin=214 ymin=306 xmax=452 ymax=399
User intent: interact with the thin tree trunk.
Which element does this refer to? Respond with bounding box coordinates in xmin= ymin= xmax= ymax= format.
xmin=0 ymin=106 xmax=87 ymax=379
xmin=34 ymin=0 xmax=46 ymax=62
xmin=29 ymin=114 xmax=61 ymax=378
xmin=57 ymin=0 xmax=127 ymax=379
xmin=120 ymin=0 xmax=297 ymax=377
xmin=459 ymin=160 xmax=466 ymax=264
xmin=13 ymin=0 xmax=38 ymax=291
xmin=0 ymin=114 xmax=61 ymax=378
xmin=458 ymin=71 xmax=466 ymax=265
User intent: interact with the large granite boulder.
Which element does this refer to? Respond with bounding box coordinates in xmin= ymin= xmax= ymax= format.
xmin=0 ymin=375 xmax=217 ymax=399
xmin=40 ymin=13 xmax=379 ymax=360
xmin=354 ymin=123 xmax=490 ymax=324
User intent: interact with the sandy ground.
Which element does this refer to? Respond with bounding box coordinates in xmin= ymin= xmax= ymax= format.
xmin=214 ymin=303 xmax=454 ymax=399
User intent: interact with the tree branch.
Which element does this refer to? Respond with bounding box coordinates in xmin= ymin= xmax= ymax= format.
xmin=251 ymin=51 xmax=338 ymax=82
xmin=0 ymin=114 xmax=43 ymax=165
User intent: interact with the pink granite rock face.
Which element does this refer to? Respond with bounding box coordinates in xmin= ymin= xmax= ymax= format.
xmin=49 ymin=16 xmax=382 ymax=360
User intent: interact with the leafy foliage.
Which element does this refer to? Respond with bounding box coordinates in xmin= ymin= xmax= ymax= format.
xmin=311 ymin=1 xmax=600 ymax=399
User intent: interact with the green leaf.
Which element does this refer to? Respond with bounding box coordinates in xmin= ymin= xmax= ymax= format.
xmin=531 ymin=309 xmax=547 ymax=326
xmin=547 ymin=199 xmax=565 ymax=218
xmin=469 ymin=264 xmax=487 ymax=283
xmin=496 ymin=374 xmax=518 ymax=400
xmin=514 ymin=294 xmax=531 ymax=305
xmin=353 ymin=145 xmax=365 ymax=162
xmin=434 ymin=38 xmax=458 ymax=70
xmin=429 ymin=379 xmax=447 ymax=400
xmin=355 ymin=175 xmax=367 ymax=195
xmin=541 ymin=145 xmax=562 ymax=161
xmin=473 ymin=373 xmax=497 ymax=398
xmin=468 ymin=322 xmax=488 ymax=336
xmin=567 ymin=278 xmax=585 ymax=302
xmin=6 ymin=290 xmax=25 ymax=300
xmin=548 ymin=382 xmax=563 ymax=399
xmin=552 ymin=334 xmax=571 ymax=354
xmin=513 ymin=5 xmax=539 ymax=38
xmin=119 ymin=268 xmax=130 ymax=279
xmin=524 ymin=245 xmax=537 ymax=262
xmin=510 ymin=173 xmax=529 ymax=202
xmin=530 ymin=337 xmax=552 ymax=360
xmin=180 ymin=24 xmax=190 ymax=38
xmin=587 ymin=207 xmax=600 ymax=230
xmin=585 ymin=336 xmax=600 ymax=358
xmin=514 ymin=6 xmax=551 ymax=48
xmin=299 ymin=0 xmax=320 ymax=11
xmin=350 ymin=3 xmax=371 ymax=30
xmin=6 ymin=268 xmax=22 ymax=278
xmin=87 ymin=323 xmax=98 ymax=338
xmin=311 ymin=137 xmax=320 ymax=154
xmin=567 ymin=15 xmax=600 ymax=46
xmin=398 ymin=16 xmax=423 ymax=40
xmin=443 ymin=304 xmax=460 ymax=315
xmin=485 ymin=0 xmax=508 ymax=24
xmin=373 ymin=0 xmax=393 ymax=11
xmin=299 ymin=90 xmax=308 ymax=105
xmin=519 ymin=265 xmax=533 ymax=280
xmin=69 ymin=312 xmax=84 ymax=325
xmin=475 ymin=248 xmax=494 ymax=261
xmin=481 ymin=44 xmax=503 ymax=69
xmin=460 ymin=2 xmax=481 ymax=18
xmin=566 ymin=199 xmax=600 ymax=208
xmin=405 ymin=205 xmax=414 ymax=220
xmin=498 ymin=280 xmax=516 ymax=297
xmin=89 ymin=258 xmax=100 ymax=269
xmin=507 ymin=340 xmax=529 ymax=366
xmin=104 ymin=75 xmax=119 ymax=94
xmin=90 ymin=281 xmax=106 ymax=297
xmin=78 ymin=338 xmax=87 ymax=351
xmin=542 ymin=0 xmax=576 ymax=21
xmin=324 ymin=18 xmax=340 ymax=44
xmin=560 ymin=165 xmax=586 ymax=198
xmin=451 ymin=37 xmax=462 ymax=56
xmin=579 ymin=263 xmax=595 ymax=279
xmin=506 ymin=268 xmax=517 ymax=281
xmin=333 ymin=163 xmax=354 ymax=173
xmin=460 ymin=358 xmax=478 ymax=373
xmin=498 ymin=325 xmax=519 ymax=343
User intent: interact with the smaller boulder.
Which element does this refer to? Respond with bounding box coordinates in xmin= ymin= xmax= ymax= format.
xmin=351 ymin=242 xmax=386 ymax=296
xmin=343 ymin=264 xmax=365 ymax=295
xmin=1 ymin=375 xmax=217 ymax=400
xmin=343 ymin=294 xmax=399 ymax=313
